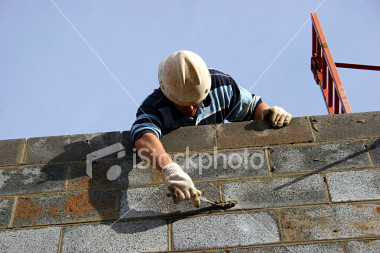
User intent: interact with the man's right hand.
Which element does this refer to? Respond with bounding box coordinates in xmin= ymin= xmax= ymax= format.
xmin=162 ymin=162 xmax=202 ymax=207
xmin=263 ymin=106 xmax=292 ymax=128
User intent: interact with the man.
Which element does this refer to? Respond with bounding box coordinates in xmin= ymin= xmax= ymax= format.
xmin=131 ymin=50 xmax=292 ymax=207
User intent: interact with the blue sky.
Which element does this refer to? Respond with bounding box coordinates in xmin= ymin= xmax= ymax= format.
xmin=1 ymin=0 xmax=379 ymax=140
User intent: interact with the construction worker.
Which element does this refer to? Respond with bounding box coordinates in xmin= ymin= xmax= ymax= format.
xmin=131 ymin=50 xmax=292 ymax=207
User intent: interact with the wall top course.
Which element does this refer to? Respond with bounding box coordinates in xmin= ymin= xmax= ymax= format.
xmin=25 ymin=131 xmax=121 ymax=164
xmin=0 ymin=138 xmax=26 ymax=166
xmin=0 ymin=112 xmax=379 ymax=161
xmin=311 ymin=111 xmax=380 ymax=141
xmin=215 ymin=116 xmax=314 ymax=149
xmin=0 ymin=111 xmax=379 ymax=252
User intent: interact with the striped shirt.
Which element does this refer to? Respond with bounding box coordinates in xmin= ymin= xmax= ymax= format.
xmin=131 ymin=69 xmax=262 ymax=144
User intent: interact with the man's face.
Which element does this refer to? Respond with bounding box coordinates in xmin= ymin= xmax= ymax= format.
xmin=174 ymin=103 xmax=200 ymax=117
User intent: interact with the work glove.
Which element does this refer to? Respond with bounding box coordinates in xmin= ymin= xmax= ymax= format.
xmin=162 ymin=162 xmax=201 ymax=207
xmin=263 ymin=106 xmax=292 ymax=128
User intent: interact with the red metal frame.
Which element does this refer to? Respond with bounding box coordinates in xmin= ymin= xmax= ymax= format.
xmin=335 ymin=62 xmax=380 ymax=71
xmin=311 ymin=13 xmax=352 ymax=114
xmin=311 ymin=13 xmax=380 ymax=114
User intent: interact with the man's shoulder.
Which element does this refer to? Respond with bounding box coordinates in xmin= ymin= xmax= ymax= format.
xmin=141 ymin=88 xmax=171 ymax=109
xmin=208 ymin=68 xmax=235 ymax=91
xmin=209 ymin=68 xmax=231 ymax=78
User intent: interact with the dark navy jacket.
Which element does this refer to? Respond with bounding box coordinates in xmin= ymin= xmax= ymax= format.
xmin=131 ymin=69 xmax=262 ymax=144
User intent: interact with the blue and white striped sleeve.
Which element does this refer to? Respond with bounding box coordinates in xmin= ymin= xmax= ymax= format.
xmin=130 ymin=99 xmax=164 ymax=144
xmin=226 ymin=78 xmax=262 ymax=122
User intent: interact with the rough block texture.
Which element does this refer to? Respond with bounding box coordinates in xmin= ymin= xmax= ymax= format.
xmin=368 ymin=139 xmax=380 ymax=167
xmin=69 ymin=161 xmax=120 ymax=191
xmin=0 ymin=198 xmax=14 ymax=228
xmin=26 ymin=134 xmax=89 ymax=164
xmin=345 ymin=240 xmax=380 ymax=253
xmin=0 ymin=139 xmax=25 ymax=166
xmin=0 ymin=227 xmax=61 ymax=253
xmin=61 ymin=220 xmax=168 ymax=252
xmin=326 ymin=170 xmax=380 ymax=202
xmin=13 ymin=190 xmax=118 ymax=227
xmin=231 ymin=242 xmax=344 ymax=252
xmin=174 ymin=149 xmax=268 ymax=180
xmin=270 ymin=141 xmax=371 ymax=174
xmin=0 ymin=164 xmax=67 ymax=195
xmin=216 ymin=117 xmax=314 ymax=149
xmin=120 ymin=131 xmax=135 ymax=158
xmin=278 ymin=203 xmax=380 ymax=242
xmin=1 ymin=111 xmax=380 ymax=252
xmin=172 ymin=212 xmax=280 ymax=250
xmin=69 ymin=158 xmax=161 ymax=191
xmin=311 ymin=111 xmax=380 ymax=141
xmin=161 ymin=125 xmax=216 ymax=152
xmin=119 ymin=181 xmax=221 ymax=219
xmin=87 ymin=131 xmax=120 ymax=155
xmin=223 ymin=174 xmax=327 ymax=209
xmin=26 ymin=132 xmax=120 ymax=164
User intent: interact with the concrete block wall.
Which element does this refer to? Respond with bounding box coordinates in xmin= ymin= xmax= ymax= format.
xmin=0 ymin=111 xmax=379 ymax=252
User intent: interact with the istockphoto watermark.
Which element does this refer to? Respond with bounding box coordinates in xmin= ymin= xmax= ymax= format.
xmin=86 ymin=143 xmax=265 ymax=181
xmin=86 ymin=143 xmax=126 ymax=181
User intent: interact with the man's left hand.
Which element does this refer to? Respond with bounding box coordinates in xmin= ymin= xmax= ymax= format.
xmin=263 ymin=106 xmax=292 ymax=128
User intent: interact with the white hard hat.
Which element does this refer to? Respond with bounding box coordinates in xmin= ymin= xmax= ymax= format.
xmin=158 ymin=50 xmax=211 ymax=106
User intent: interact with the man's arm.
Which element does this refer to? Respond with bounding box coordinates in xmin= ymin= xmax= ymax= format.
xmin=222 ymin=75 xmax=291 ymax=126
xmin=134 ymin=133 xmax=201 ymax=207
xmin=134 ymin=132 xmax=172 ymax=172
xmin=253 ymin=102 xmax=269 ymax=120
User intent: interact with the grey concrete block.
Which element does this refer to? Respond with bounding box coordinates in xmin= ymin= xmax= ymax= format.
xmin=311 ymin=111 xmax=380 ymax=142
xmin=326 ymin=170 xmax=380 ymax=202
xmin=69 ymin=161 xmax=122 ymax=190
xmin=161 ymin=125 xmax=216 ymax=152
xmin=346 ymin=240 xmax=380 ymax=253
xmin=0 ymin=164 xmax=66 ymax=196
xmin=0 ymin=139 xmax=25 ymax=166
xmin=232 ymin=242 xmax=344 ymax=252
xmin=216 ymin=117 xmax=314 ymax=150
xmin=69 ymin=159 xmax=154 ymax=191
xmin=121 ymin=131 xmax=135 ymax=158
xmin=174 ymin=149 xmax=268 ymax=180
xmin=368 ymin=139 xmax=380 ymax=167
xmin=87 ymin=131 xmax=120 ymax=156
xmin=223 ymin=174 xmax=326 ymax=209
xmin=172 ymin=212 xmax=280 ymax=250
xmin=279 ymin=203 xmax=380 ymax=242
xmin=26 ymin=132 xmax=120 ymax=164
xmin=26 ymin=134 xmax=89 ymax=164
xmin=270 ymin=141 xmax=371 ymax=174
xmin=123 ymin=159 xmax=165 ymax=186
xmin=119 ymin=181 xmax=221 ymax=219
xmin=0 ymin=198 xmax=14 ymax=228
xmin=0 ymin=227 xmax=61 ymax=253
xmin=61 ymin=220 xmax=168 ymax=252
xmin=13 ymin=190 xmax=118 ymax=227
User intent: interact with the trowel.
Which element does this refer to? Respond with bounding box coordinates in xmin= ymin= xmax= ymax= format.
xmin=199 ymin=195 xmax=237 ymax=209
xmin=167 ymin=187 xmax=237 ymax=209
